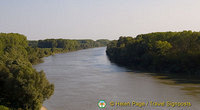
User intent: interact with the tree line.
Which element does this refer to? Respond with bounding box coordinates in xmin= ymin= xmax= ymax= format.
xmin=106 ymin=31 xmax=200 ymax=75
xmin=29 ymin=39 xmax=109 ymax=49
xmin=0 ymin=33 xmax=109 ymax=110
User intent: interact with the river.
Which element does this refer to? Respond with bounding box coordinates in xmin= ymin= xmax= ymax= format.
xmin=34 ymin=47 xmax=200 ymax=110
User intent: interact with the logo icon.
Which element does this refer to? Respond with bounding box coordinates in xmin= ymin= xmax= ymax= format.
xmin=98 ymin=100 xmax=107 ymax=108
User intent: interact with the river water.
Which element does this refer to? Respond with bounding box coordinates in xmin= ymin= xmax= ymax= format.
xmin=34 ymin=47 xmax=200 ymax=110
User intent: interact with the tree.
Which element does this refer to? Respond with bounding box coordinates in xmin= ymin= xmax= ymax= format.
xmin=0 ymin=33 xmax=54 ymax=110
xmin=154 ymin=41 xmax=172 ymax=56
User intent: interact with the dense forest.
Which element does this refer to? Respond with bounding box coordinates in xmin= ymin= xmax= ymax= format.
xmin=106 ymin=31 xmax=200 ymax=75
xmin=0 ymin=33 xmax=109 ymax=110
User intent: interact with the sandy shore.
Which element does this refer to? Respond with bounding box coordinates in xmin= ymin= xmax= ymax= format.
xmin=41 ymin=106 xmax=47 ymax=110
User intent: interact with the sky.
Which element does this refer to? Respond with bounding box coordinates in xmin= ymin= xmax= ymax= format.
xmin=0 ymin=0 xmax=200 ymax=40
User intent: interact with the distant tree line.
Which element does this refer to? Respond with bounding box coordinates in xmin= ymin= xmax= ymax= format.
xmin=106 ymin=31 xmax=200 ymax=75
xmin=29 ymin=39 xmax=109 ymax=49
xmin=0 ymin=33 xmax=109 ymax=110
xmin=28 ymin=39 xmax=109 ymax=64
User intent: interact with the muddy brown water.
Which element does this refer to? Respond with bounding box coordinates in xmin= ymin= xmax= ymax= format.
xmin=34 ymin=47 xmax=200 ymax=110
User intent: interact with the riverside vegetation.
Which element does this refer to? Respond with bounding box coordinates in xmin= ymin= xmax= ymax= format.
xmin=106 ymin=31 xmax=200 ymax=75
xmin=0 ymin=33 xmax=109 ymax=110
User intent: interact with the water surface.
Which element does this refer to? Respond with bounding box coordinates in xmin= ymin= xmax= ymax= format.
xmin=34 ymin=47 xmax=200 ymax=110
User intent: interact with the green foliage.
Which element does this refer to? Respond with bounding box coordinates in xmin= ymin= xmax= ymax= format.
xmin=96 ymin=39 xmax=110 ymax=46
xmin=153 ymin=41 xmax=172 ymax=56
xmin=28 ymin=41 xmax=38 ymax=48
xmin=0 ymin=105 xmax=9 ymax=110
xmin=106 ymin=31 xmax=200 ymax=74
xmin=0 ymin=33 xmax=54 ymax=110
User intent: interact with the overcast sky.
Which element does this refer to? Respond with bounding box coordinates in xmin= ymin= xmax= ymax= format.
xmin=0 ymin=0 xmax=200 ymax=40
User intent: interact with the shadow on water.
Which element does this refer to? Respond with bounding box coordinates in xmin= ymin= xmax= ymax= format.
xmin=151 ymin=73 xmax=200 ymax=97
xmin=106 ymin=54 xmax=200 ymax=98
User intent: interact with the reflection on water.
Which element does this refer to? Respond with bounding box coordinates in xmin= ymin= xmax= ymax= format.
xmin=152 ymin=74 xmax=200 ymax=100
xmin=34 ymin=47 xmax=200 ymax=110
